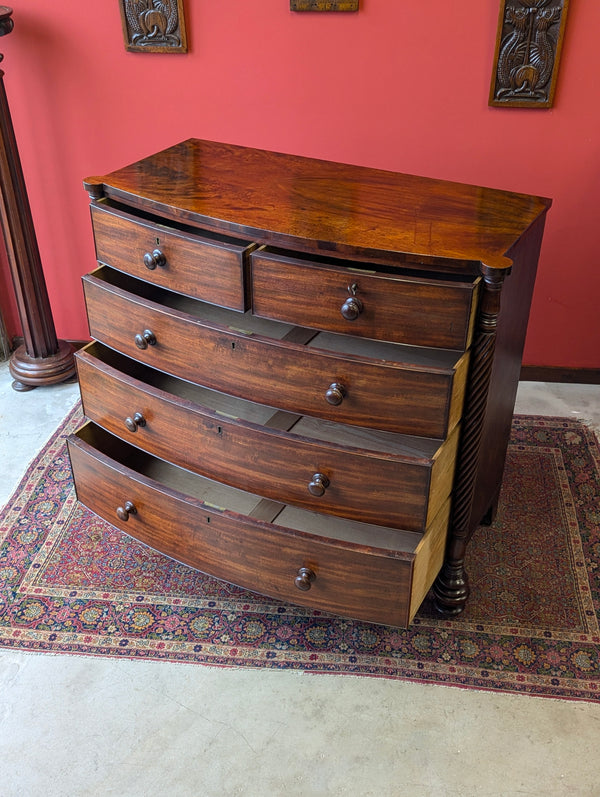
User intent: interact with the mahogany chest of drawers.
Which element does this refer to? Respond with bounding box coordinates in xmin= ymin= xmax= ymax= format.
xmin=67 ymin=140 xmax=550 ymax=627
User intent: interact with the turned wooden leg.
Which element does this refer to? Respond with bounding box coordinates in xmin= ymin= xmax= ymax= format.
xmin=434 ymin=488 xmax=502 ymax=613
xmin=434 ymin=485 xmax=502 ymax=613
xmin=433 ymin=536 xmax=470 ymax=615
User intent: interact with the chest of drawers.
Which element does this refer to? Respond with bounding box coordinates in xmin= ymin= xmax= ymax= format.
xmin=67 ymin=140 xmax=550 ymax=627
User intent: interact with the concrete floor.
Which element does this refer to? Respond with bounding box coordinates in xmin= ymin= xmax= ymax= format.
xmin=1 ymin=358 xmax=600 ymax=796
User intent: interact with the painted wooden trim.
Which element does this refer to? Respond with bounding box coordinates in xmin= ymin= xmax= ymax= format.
xmin=520 ymin=365 xmax=600 ymax=384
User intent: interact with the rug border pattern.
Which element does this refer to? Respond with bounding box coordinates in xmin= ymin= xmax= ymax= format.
xmin=1 ymin=407 xmax=599 ymax=702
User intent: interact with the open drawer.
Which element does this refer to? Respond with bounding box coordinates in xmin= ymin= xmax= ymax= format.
xmin=91 ymin=200 xmax=255 ymax=311
xmin=67 ymin=423 xmax=451 ymax=627
xmin=251 ymin=247 xmax=480 ymax=350
xmin=76 ymin=342 xmax=460 ymax=532
xmin=82 ymin=267 xmax=470 ymax=439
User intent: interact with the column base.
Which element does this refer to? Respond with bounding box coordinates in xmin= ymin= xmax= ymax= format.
xmin=9 ymin=340 xmax=76 ymax=391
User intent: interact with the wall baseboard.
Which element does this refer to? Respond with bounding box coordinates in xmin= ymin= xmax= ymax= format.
xmin=9 ymin=337 xmax=599 ymax=385
xmin=520 ymin=365 xmax=600 ymax=385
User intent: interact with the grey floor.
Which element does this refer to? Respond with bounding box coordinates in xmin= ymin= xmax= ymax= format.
xmin=1 ymin=358 xmax=600 ymax=797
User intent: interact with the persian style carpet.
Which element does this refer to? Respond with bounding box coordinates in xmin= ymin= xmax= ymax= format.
xmin=1 ymin=405 xmax=599 ymax=702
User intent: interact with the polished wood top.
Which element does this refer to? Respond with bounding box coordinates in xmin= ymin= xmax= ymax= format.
xmin=85 ymin=139 xmax=551 ymax=273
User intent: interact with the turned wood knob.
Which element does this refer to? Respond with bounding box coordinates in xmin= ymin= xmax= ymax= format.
xmin=116 ymin=501 xmax=137 ymax=522
xmin=134 ymin=329 xmax=156 ymax=349
xmin=325 ymin=382 xmax=346 ymax=406
xmin=308 ymin=473 xmax=330 ymax=497
xmin=125 ymin=412 xmax=146 ymax=433
xmin=294 ymin=567 xmax=316 ymax=591
xmin=340 ymin=295 xmax=363 ymax=321
xmin=143 ymin=249 xmax=166 ymax=270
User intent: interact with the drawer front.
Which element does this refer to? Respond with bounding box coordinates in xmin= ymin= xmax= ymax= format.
xmin=251 ymin=249 xmax=480 ymax=350
xmin=77 ymin=346 xmax=460 ymax=531
xmin=67 ymin=430 xmax=419 ymax=627
xmin=91 ymin=202 xmax=253 ymax=311
xmin=83 ymin=273 xmax=468 ymax=439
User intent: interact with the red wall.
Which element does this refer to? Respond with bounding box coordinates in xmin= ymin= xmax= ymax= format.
xmin=1 ymin=1 xmax=598 ymax=367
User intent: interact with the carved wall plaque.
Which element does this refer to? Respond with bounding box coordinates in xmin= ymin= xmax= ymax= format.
xmin=489 ymin=0 xmax=569 ymax=108
xmin=119 ymin=0 xmax=187 ymax=53
xmin=291 ymin=1 xmax=359 ymax=10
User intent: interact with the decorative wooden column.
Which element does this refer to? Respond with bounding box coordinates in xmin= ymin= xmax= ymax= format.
xmin=433 ymin=269 xmax=506 ymax=614
xmin=0 ymin=6 xmax=75 ymax=391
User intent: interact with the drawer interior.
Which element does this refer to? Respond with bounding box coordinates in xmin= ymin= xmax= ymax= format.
xmin=256 ymin=246 xmax=481 ymax=283
xmin=306 ymin=332 xmax=462 ymax=369
xmin=95 ymin=197 xmax=254 ymax=250
xmin=94 ymin=265 xmax=296 ymax=340
xmin=81 ymin=343 xmax=446 ymax=460
xmin=74 ymin=422 xmax=424 ymax=554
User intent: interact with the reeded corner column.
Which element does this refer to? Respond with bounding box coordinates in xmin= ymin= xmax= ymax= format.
xmin=0 ymin=6 xmax=75 ymax=391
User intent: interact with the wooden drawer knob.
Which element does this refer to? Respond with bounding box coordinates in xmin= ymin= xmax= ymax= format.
xmin=325 ymin=382 xmax=346 ymax=406
xmin=143 ymin=249 xmax=166 ymax=270
xmin=134 ymin=329 xmax=156 ymax=349
xmin=340 ymin=296 xmax=363 ymax=321
xmin=294 ymin=567 xmax=316 ymax=592
xmin=116 ymin=501 xmax=137 ymax=522
xmin=308 ymin=473 xmax=329 ymax=497
xmin=124 ymin=412 xmax=146 ymax=433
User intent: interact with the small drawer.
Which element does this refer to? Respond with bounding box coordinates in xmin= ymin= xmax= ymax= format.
xmin=76 ymin=343 xmax=461 ymax=532
xmin=82 ymin=267 xmax=470 ymax=439
xmin=91 ymin=201 xmax=255 ymax=311
xmin=67 ymin=424 xmax=452 ymax=627
xmin=251 ymin=248 xmax=480 ymax=350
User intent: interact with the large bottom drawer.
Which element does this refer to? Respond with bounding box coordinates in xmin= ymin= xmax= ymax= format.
xmin=67 ymin=423 xmax=450 ymax=627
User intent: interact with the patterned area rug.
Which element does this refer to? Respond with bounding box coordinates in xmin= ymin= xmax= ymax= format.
xmin=1 ymin=406 xmax=599 ymax=701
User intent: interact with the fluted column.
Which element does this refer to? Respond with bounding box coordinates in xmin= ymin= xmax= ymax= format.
xmin=0 ymin=6 xmax=75 ymax=391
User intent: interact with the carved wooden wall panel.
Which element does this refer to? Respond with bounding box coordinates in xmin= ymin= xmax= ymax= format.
xmin=119 ymin=0 xmax=187 ymax=53
xmin=291 ymin=1 xmax=359 ymax=10
xmin=489 ymin=0 xmax=569 ymax=108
